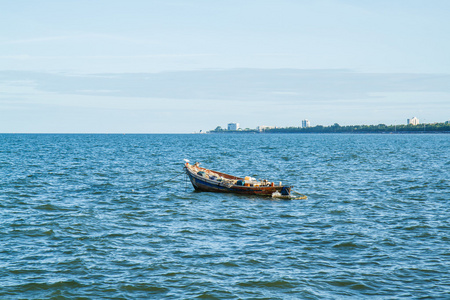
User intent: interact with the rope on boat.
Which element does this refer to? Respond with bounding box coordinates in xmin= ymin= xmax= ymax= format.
xmin=292 ymin=191 xmax=308 ymax=200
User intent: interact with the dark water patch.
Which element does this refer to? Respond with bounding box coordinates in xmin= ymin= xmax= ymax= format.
xmin=332 ymin=241 xmax=367 ymax=249
xmin=8 ymin=268 xmax=48 ymax=275
xmin=329 ymin=209 xmax=346 ymax=215
xmin=34 ymin=204 xmax=65 ymax=211
xmin=326 ymin=280 xmax=374 ymax=291
xmin=48 ymin=290 xmax=91 ymax=300
xmin=237 ymin=279 xmax=296 ymax=289
xmin=195 ymin=289 xmax=237 ymax=299
xmin=279 ymin=213 xmax=297 ymax=218
xmin=9 ymin=228 xmax=56 ymax=238
xmin=120 ymin=283 xmax=169 ymax=293
xmin=19 ymin=280 xmax=86 ymax=291
xmin=211 ymin=218 xmax=242 ymax=223
xmin=215 ymin=260 xmax=240 ymax=268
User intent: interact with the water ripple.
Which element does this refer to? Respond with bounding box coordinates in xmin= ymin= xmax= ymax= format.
xmin=0 ymin=134 xmax=448 ymax=299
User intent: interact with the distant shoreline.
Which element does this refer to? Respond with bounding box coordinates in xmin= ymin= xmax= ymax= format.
xmin=209 ymin=122 xmax=450 ymax=134
xmin=207 ymin=132 xmax=450 ymax=135
xmin=208 ymin=131 xmax=450 ymax=134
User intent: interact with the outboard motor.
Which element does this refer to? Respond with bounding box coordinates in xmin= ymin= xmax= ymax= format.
xmin=281 ymin=186 xmax=290 ymax=196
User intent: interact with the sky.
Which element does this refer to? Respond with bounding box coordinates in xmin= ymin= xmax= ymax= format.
xmin=1 ymin=0 xmax=449 ymax=133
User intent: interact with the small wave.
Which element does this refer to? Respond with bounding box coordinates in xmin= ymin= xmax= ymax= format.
xmin=217 ymin=261 xmax=239 ymax=268
xmin=238 ymin=279 xmax=296 ymax=289
xmin=20 ymin=280 xmax=85 ymax=291
xmin=92 ymin=182 xmax=114 ymax=188
xmin=8 ymin=269 xmax=46 ymax=275
xmin=34 ymin=204 xmax=60 ymax=211
xmin=56 ymin=258 xmax=84 ymax=266
xmin=280 ymin=214 xmax=296 ymax=218
xmin=120 ymin=283 xmax=168 ymax=293
xmin=15 ymin=229 xmax=56 ymax=237
xmin=326 ymin=280 xmax=373 ymax=290
xmin=402 ymin=224 xmax=431 ymax=231
xmin=329 ymin=209 xmax=346 ymax=215
xmin=194 ymin=289 xmax=235 ymax=299
xmin=332 ymin=241 xmax=365 ymax=249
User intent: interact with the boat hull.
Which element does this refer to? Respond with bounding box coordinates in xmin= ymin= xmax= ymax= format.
xmin=184 ymin=163 xmax=291 ymax=196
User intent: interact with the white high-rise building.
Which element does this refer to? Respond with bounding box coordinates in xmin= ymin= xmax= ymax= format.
xmin=407 ymin=117 xmax=419 ymax=125
xmin=227 ymin=123 xmax=239 ymax=131
xmin=302 ymin=119 xmax=310 ymax=128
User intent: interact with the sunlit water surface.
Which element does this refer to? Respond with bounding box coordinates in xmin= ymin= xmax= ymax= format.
xmin=0 ymin=134 xmax=449 ymax=299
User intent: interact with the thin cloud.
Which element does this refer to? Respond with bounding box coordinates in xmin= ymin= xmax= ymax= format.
xmin=0 ymin=34 xmax=157 ymax=46
xmin=1 ymin=69 xmax=449 ymax=101
xmin=1 ymin=36 xmax=75 ymax=45
xmin=0 ymin=54 xmax=215 ymax=60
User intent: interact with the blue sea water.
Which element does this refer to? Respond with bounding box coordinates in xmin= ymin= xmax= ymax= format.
xmin=0 ymin=133 xmax=449 ymax=299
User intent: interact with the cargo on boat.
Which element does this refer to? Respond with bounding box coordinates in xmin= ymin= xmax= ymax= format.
xmin=184 ymin=161 xmax=292 ymax=196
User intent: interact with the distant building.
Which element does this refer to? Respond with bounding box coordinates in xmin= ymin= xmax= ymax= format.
xmin=227 ymin=123 xmax=240 ymax=131
xmin=257 ymin=125 xmax=275 ymax=132
xmin=407 ymin=117 xmax=419 ymax=125
xmin=302 ymin=119 xmax=311 ymax=128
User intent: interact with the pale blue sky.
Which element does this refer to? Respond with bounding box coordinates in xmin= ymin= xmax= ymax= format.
xmin=1 ymin=0 xmax=449 ymax=133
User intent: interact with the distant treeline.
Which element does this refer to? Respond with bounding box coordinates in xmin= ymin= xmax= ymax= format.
xmin=210 ymin=123 xmax=450 ymax=134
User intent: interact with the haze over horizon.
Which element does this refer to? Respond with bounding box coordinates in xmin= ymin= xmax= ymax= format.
xmin=1 ymin=1 xmax=449 ymax=133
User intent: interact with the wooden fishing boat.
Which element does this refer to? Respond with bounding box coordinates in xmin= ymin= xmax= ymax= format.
xmin=184 ymin=161 xmax=292 ymax=196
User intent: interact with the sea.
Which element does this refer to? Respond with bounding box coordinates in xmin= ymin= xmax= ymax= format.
xmin=0 ymin=133 xmax=449 ymax=299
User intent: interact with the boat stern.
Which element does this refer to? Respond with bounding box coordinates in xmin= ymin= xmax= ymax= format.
xmin=281 ymin=186 xmax=291 ymax=196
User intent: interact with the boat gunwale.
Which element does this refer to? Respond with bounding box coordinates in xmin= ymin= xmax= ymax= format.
xmin=186 ymin=164 xmax=242 ymax=180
